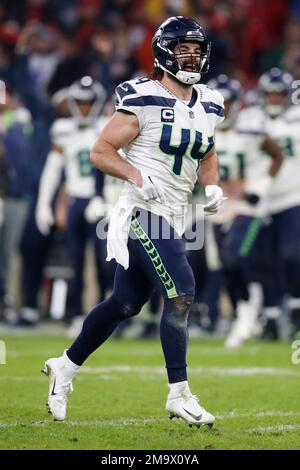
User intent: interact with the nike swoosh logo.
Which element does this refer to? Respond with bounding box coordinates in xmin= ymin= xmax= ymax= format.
xmin=51 ymin=378 xmax=57 ymax=396
xmin=182 ymin=408 xmax=202 ymax=421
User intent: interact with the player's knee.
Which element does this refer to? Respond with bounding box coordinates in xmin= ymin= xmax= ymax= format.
xmin=167 ymin=294 xmax=194 ymax=320
xmin=119 ymin=302 xmax=141 ymax=319
xmin=109 ymin=294 xmax=142 ymax=319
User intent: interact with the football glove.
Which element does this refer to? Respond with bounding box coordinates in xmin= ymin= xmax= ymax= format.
xmin=84 ymin=196 xmax=106 ymax=223
xmin=204 ymin=185 xmax=225 ymax=215
xmin=35 ymin=204 xmax=54 ymax=236
xmin=129 ymin=172 xmax=166 ymax=204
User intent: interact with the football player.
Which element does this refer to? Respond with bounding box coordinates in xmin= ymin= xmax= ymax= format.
xmin=206 ymin=74 xmax=283 ymax=347
xmin=254 ymin=68 xmax=300 ymax=339
xmin=35 ymin=76 xmax=115 ymax=327
xmin=42 ymin=16 xmax=226 ymax=427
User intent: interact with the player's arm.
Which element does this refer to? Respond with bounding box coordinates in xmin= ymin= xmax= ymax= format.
xmin=35 ymin=143 xmax=64 ymax=235
xmin=261 ymin=134 xmax=283 ymax=176
xmin=197 ymin=146 xmax=219 ymax=187
xmin=91 ymin=111 xmax=143 ymax=188
xmin=245 ymin=134 xmax=284 ymax=202
xmin=197 ymin=146 xmax=224 ymax=214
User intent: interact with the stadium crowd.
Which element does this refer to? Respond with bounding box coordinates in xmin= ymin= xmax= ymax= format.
xmin=1 ymin=0 xmax=300 ymax=343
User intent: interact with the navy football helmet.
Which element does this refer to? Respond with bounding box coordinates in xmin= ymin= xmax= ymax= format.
xmin=207 ymin=74 xmax=242 ymax=102
xmin=258 ymin=68 xmax=293 ymax=117
xmin=152 ymin=16 xmax=210 ymax=85
xmin=68 ymin=76 xmax=107 ymax=126
xmin=207 ymin=74 xmax=242 ymax=128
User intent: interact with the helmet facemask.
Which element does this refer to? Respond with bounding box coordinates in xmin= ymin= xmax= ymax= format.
xmin=68 ymin=76 xmax=107 ymax=127
xmin=152 ymin=17 xmax=210 ymax=85
xmin=258 ymin=68 xmax=293 ymax=118
xmin=263 ymin=91 xmax=289 ymax=118
xmin=173 ymin=40 xmax=205 ymax=84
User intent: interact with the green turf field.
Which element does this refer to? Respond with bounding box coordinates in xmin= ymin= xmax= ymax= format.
xmin=1 ymin=331 xmax=300 ymax=450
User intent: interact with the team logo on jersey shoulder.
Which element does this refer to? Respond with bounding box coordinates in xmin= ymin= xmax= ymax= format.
xmin=161 ymin=108 xmax=174 ymax=123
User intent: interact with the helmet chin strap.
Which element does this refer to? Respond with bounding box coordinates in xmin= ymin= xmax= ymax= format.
xmin=176 ymin=70 xmax=201 ymax=85
xmin=158 ymin=63 xmax=201 ymax=85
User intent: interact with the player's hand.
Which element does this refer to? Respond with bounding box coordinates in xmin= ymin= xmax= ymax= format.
xmin=204 ymin=185 xmax=225 ymax=215
xmin=129 ymin=172 xmax=166 ymax=204
xmin=35 ymin=204 xmax=54 ymax=235
xmin=84 ymin=196 xmax=106 ymax=223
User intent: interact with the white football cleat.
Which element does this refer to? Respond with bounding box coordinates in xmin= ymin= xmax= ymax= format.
xmin=42 ymin=358 xmax=74 ymax=421
xmin=166 ymin=385 xmax=215 ymax=428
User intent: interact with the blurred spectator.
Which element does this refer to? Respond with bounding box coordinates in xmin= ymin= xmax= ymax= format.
xmin=0 ymin=88 xmax=32 ymax=314
xmin=0 ymin=141 xmax=10 ymax=221
xmin=0 ymin=0 xmax=58 ymax=27
xmin=47 ymin=31 xmax=89 ymax=97
xmin=75 ymin=0 xmax=103 ymax=48
xmin=90 ymin=26 xmax=139 ymax=94
xmin=16 ymin=22 xmax=60 ymax=102
xmin=282 ymin=18 xmax=300 ymax=77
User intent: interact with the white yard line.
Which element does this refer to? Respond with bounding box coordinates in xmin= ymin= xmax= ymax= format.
xmin=80 ymin=365 xmax=300 ymax=377
xmin=1 ymin=365 xmax=299 ymax=382
xmin=216 ymin=411 xmax=300 ymax=419
xmin=1 ymin=412 xmax=300 ymax=429
xmin=249 ymin=424 xmax=300 ymax=433
xmin=0 ymin=418 xmax=165 ymax=428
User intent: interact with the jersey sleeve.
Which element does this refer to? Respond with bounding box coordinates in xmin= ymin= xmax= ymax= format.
xmin=200 ymin=86 xmax=225 ymax=130
xmin=210 ymin=89 xmax=225 ymax=127
xmin=115 ymin=80 xmax=147 ymax=130
xmin=235 ymin=107 xmax=266 ymax=148
xmin=236 ymin=107 xmax=267 ymax=136
xmin=285 ymin=104 xmax=300 ymax=123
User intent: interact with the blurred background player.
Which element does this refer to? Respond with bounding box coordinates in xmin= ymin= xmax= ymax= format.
xmin=254 ymin=68 xmax=300 ymax=339
xmin=206 ymin=74 xmax=283 ymax=348
xmin=34 ymin=76 xmax=117 ymax=332
xmin=0 ymin=141 xmax=10 ymax=318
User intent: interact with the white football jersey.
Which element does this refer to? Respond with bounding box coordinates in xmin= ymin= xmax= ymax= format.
xmin=234 ymin=106 xmax=271 ymax=186
xmin=219 ymin=104 xmax=300 ymax=214
xmin=212 ymin=109 xmax=268 ymax=222
xmin=261 ymin=105 xmax=300 ymax=213
xmin=51 ymin=116 xmax=109 ymax=199
xmin=115 ymin=77 xmax=224 ymax=225
xmin=215 ymin=128 xmax=255 ymax=183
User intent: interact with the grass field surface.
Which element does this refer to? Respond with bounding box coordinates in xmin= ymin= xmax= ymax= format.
xmin=1 ymin=331 xmax=300 ymax=450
